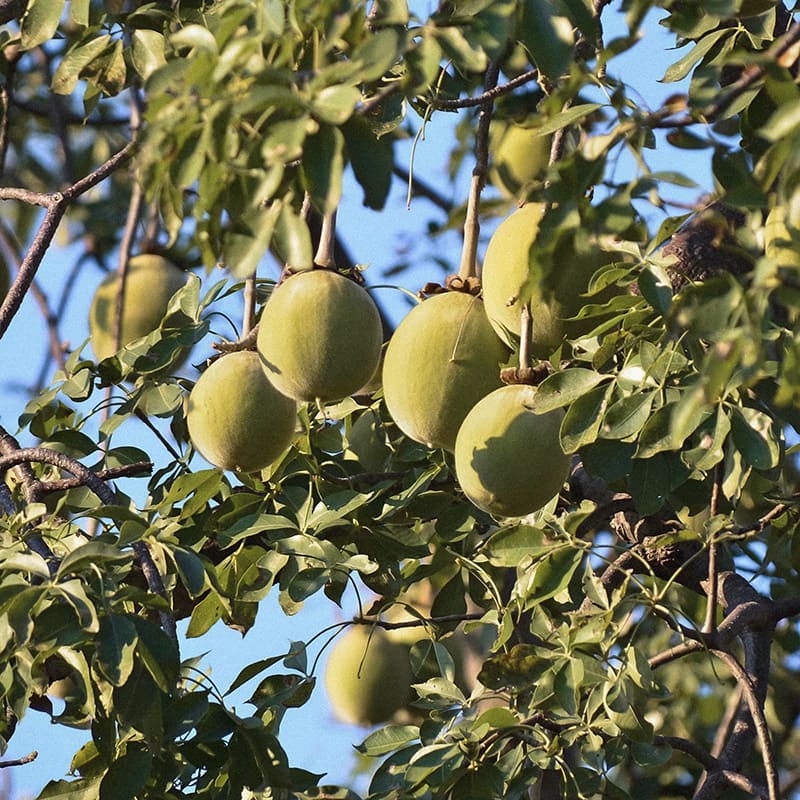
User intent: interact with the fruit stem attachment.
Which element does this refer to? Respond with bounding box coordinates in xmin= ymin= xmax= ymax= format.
xmin=519 ymin=304 xmax=532 ymax=370
xmin=314 ymin=210 xmax=337 ymax=269
xmin=243 ymin=275 xmax=256 ymax=337
xmin=457 ymin=61 xmax=499 ymax=283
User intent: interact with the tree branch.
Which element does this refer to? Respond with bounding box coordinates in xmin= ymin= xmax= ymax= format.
xmin=0 ymin=140 xmax=136 ymax=340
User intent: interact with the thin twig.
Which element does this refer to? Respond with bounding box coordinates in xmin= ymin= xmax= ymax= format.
xmin=0 ymin=48 xmax=19 ymax=178
xmin=703 ymin=463 xmax=723 ymax=634
xmin=431 ymin=69 xmax=539 ymax=110
xmin=391 ymin=165 xmax=453 ymax=213
xmin=38 ymin=461 xmax=153 ymax=492
xmin=0 ymin=751 xmax=37 ymax=768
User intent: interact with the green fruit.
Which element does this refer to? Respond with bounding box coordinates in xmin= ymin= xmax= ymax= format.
xmin=383 ymin=292 xmax=509 ymax=451
xmin=454 ymin=384 xmax=570 ymax=517
xmin=489 ymin=121 xmax=551 ymax=200
xmin=482 ymin=203 xmax=617 ymax=358
xmin=257 ymin=269 xmax=383 ymax=403
xmin=89 ymin=254 xmax=189 ymax=363
xmin=186 ymin=351 xmax=297 ymax=473
xmin=325 ymin=626 xmax=412 ymax=726
xmin=347 ymin=408 xmax=391 ymax=473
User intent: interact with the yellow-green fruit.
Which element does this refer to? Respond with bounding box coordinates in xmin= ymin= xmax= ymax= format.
xmin=257 ymin=269 xmax=383 ymax=403
xmin=454 ymin=384 xmax=570 ymax=517
xmin=383 ymin=292 xmax=509 ymax=452
xmin=89 ymin=254 xmax=189 ymax=362
xmin=186 ymin=351 xmax=297 ymax=473
xmin=325 ymin=626 xmax=412 ymax=726
xmin=489 ymin=122 xmax=551 ymax=200
xmin=482 ymin=203 xmax=614 ymax=358
xmin=347 ymin=408 xmax=391 ymax=473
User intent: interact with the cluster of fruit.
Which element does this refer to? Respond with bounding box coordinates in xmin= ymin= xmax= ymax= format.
xmin=87 ymin=201 xmax=604 ymax=519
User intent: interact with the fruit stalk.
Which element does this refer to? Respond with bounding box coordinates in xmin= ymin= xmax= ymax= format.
xmin=314 ymin=210 xmax=337 ymax=269
xmin=519 ymin=305 xmax=532 ymax=370
xmin=243 ymin=275 xmax=256 ymax=336
xmin=457 ymin=62 xmax=499 ymax=282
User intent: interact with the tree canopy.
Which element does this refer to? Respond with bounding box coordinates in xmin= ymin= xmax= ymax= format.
xmin=1 ymin=0 xmax=800 ymax=799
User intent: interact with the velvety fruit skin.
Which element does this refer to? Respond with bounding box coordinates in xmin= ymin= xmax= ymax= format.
xmin=257 ymin=269 xmax=383 ymax=403
xmin=482 ymin=204 xmax=616 ymax=358
xmin=454 ymin=384 xmax=570 ymax=517
xmin=186 ymin=351 xmax=297 ymax=473
xmin=89 ymin=254 xmax=189 ymax=362
xmin=324 ymin=626 xmax=412 ymax=726
xmin=489 ymin=121 xmax=551 ymax=200
xmin=383 ymin=292 xmax=509 ymax=452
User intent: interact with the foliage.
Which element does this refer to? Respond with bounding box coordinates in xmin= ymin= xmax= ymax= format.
xmin=0 ymin=0 xmax=800 ymax=799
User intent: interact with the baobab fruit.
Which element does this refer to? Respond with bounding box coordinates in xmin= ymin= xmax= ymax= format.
xmin=489 ymin=121 xmax=551 ymax=200
xmin=186 ymin=351 xmax=297 ymax=473
xmin=89 ymin=254 xmax=189 ymax=362
xmin=482 ymin=203 xmax=616 ymax=357
xmin=324 ymin=625 xmax=412 ymax=726
xmin=454 ymin=384 xmax=570 ymax=518
xmin=382 ymin=291 xmax=509 ymax=452
xmin=257 ymin=269 xmax=383 ymax=403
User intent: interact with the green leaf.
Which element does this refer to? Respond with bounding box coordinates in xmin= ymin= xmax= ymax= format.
xmin=533 ymin=368 xmax=610 ymax=413
xmin=70 ymin=0 xmax=89 ymax=25
xmin=273 ymin=205 xmax=313 ymax=272
xmin=97 ymin=614 xmax=138 ymax=686
xmin=20 ymin=0 xmax=66 ymax=50
xmin=54 ymin=36 xmax=110 ymax=95
xmin=601 ymin=392 xmax=655 ymax=440
xmin=342 ymin=115 xmax=394 ymax=211
xmin=99 ymin=745 xmax=152 ymax=800
xmin=356 ymin=725 xmax=420 ymax=756
xmin=39 ymin=778 xmax=101 ymax=800
xmin=172 ymin=547 xmax=207 ymax=598
xmin=312 ymin=85 xmax=361 ymax=126
xmin=560 ymin=381 xmax=612 ymax=452
xmin=57 ymin=542 xmax=133 ymax=580
xmin=629 ymin=453 xmax=690 ymax=515
xmin=527 ymin=546 xmax=583 ymax=604
xmin=760 ymin=97 xmax=800 ymax=142
xmin=534 ymin=103 xmax=604 ymax=137
xmin=113 ymin=663 xmax=164 ymax=743
xmin=225 ymin=656 xmax=286 ymax=696
xmin=131 ymin=29 xmax=166 ymax=81
xmin=130 ymin=615 xmax=180 ymax=692
xmin=518 ymin=0 xmax=573 ymax=81
xmin=634 ymin=400 xmax=700 ymax=459
xmin=730 ymin=406 xmax=781 ymax=470
xmin=661 ymin=29 xmax=728 ymax=83
xmin=301 ymin=125 xmax=344 ymax=215
xmin=483 ymin=525 xmax=552 ymax=567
